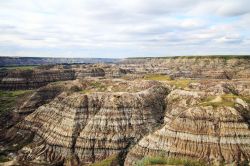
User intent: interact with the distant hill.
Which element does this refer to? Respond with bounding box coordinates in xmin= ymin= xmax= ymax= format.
xmin=126 ymin=55 xmax=250 ymax=59
xmin=0 ymin=57 xmax=120 ymax=67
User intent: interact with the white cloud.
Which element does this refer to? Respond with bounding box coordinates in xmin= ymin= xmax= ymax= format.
xmin=0 ymin=0 xmax=249 ymax=58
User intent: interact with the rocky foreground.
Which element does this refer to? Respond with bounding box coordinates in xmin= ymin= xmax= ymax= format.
xmin=0 ymin=56 xmax=250 ymax=166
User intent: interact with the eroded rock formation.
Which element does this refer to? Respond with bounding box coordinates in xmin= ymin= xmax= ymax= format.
xmin=125 ymin=85 xmax=250 ymax=165
xmin=0 ymin=69 xmax=76 ymax=90
xmin=5 ymin=85 xmax=168 ymax=165
xmin=1 ymin=56 xmax=250 ymax=166
xmin=120 ymin=56 xmax=250 ymax=79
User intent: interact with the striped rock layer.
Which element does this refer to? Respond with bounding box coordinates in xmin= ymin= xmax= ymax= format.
xmin=0 ymin=69 xmax=76 ymax=90
xmin=120 ymin=57 xmax=250 ymax=79
xmin=0 ymin=66 xmax=130 ymax=90
xmin=14 ymin=86 xmax=168 ymax=165
xmin=125 ymin=89 xmax=250 ymax=165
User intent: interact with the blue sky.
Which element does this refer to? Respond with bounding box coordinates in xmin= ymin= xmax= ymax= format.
xmin=0 ymin=0 xmax=250 ymax=58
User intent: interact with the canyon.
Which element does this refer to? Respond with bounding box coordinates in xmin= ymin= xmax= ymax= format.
xmin=0 ymin=56 xmax=250 ymax=166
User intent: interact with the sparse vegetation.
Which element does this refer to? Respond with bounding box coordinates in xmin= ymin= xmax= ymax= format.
xmin=0 ymin=155 xmax=10 ymax=163
xmin=143 ymin=74 xmax=172 ymax=81
xmin=90 ymin=81 xmax=102 ymax=87
xmin=135 ymin=156 xmax=206 ymax=166
xmin=90 ymin=155 xmax=118 ymax=166
xmin=0 ymin=90 xmax=32 ymax=115
xmin=90 ymin=81 xmax=107 ymax=91
xmin=80 ymin=89 xmax=93 ymax=94
xmin=199 ymin=94 xmax=238 ymax=108
xmin=198 ymin=94 xmax=250 ymax=111
xmin=80 ymin=81 xmax=108 ymax=94
xmin=242 ymin=96 xmax=250 ymax=104
xmin=168 ymin=79 xmax=193 ymax=88
xmin=142 ymin=74 xmax=193 ymax=88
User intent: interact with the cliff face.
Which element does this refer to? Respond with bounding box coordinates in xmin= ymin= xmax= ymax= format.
xmin=16 ymin=80 xmax=84 ymax=114
xmin=120 ymin=57 xmax=250 ymax=79
xmin=0 ymin=69 xmax=76 ymax=90
xmin=2 ymin=57 xmax=250 ymax=90
xmin=1 ymin=57 xmax=250 ymax=166
xmin=125 ymin=81 xmax=250 ymax=165
xmin=0 ymin=80 xmax=85 ymax=147
xmin=7 ymin=86 xmax=168 ymax=165
xmin=0 ymin=66 xmax=130 ymax=90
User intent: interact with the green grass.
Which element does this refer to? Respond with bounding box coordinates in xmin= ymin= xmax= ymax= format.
xmin=143 ymin=74 xmax=172 ymax=81
xmin=80 ymin=89 xmax=93 ymax=94
xmin=79 ymin=81 xmax=107 ymax=94
xmin=242 ymin=96 xmax=250 ymax=104
xmin=0 ymin=90 xmax=32 ymax=115
xmin=168 ymin=79 xmax=193 ymax=89
xmin=89 ymin=155 xmax=117 ymax=166
xmin=135 ymin=156 xmax=206 ymax=166
xmin=199 ymin=94 xmax=237 ymax=108
xmin=142 ymin=74 xmax=194 ymax=89
xmin=199 ymin=94 xmax=250 ymax=108
xmin=0 ymin=155 xmax=10 ymax=163
xmin=90 ymin=82 xmax=106 ymax=89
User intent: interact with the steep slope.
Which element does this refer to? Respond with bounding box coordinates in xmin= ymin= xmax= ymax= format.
xmin=125 ymin=85 xmax=250 ymax=165
xmin=6 ymin=86 xmax=168 ymax=165
xmin=120 ymin=56 xmax=250 ymax=79
xmin=0 ymin=69 xmax=76 ymax=90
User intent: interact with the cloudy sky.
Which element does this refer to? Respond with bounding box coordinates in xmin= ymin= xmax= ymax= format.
xmin=0 ymin=0 xmax=250 ymax=58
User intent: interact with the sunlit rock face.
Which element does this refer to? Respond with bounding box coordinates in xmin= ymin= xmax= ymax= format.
xmin=119 ymin=57 xmax=250 ymax=79
xmin=2 ymin=56 xmax=250 ymax=91
xmin=8 ymin=86 xmax=168 ymax=165
xmin=125 ymin=88 xmax=250 ymax=166
xmin=1 ymin=57 xmax=250 ymax=166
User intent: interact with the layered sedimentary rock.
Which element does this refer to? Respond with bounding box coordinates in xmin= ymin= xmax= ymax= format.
xmin=0 ymin=65 xmax=130 ymax=90
xmin=2 ymin=56 xmax=249 ymax=91
xmin=120 ymin=56 xmax=250 ymax=79
xmin=0 ymin=80 xmax=84 ymax=148
xmin=104 ymin=67 xmax=130 ymax=78
xmin=75 ymin=67 xmax=105 ymax=78
xmin=9 ymin=86 xmax=168 ymax=165
xmin=0 ymin=69 xmax=76 ymax=90
xmin=0 ymin=67 xmax=106 ymax=90
xmin=16 ymin=80 xmax=84 ymax=114
xmin=125 ymin=87 xmax=250 ymax=165
xmin=1 ymin=56 xmax=250 ymax=166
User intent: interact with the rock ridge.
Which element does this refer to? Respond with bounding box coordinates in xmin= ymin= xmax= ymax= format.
xmin=5 ymin=86 xmax=168 ymax=165
xmin=125 ymin=88 xmax=250 ymax=165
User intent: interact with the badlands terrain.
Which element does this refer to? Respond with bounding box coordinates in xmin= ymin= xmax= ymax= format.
xmin=0 ymin=56 xmax=250 ymax=166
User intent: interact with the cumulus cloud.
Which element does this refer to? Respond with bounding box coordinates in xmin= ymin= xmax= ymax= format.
xmin=0 ymin=0 xmax=249 ymax=58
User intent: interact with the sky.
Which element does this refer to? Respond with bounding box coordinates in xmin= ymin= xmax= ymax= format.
xmin=0 ymin=0 xmax=250 ymax=58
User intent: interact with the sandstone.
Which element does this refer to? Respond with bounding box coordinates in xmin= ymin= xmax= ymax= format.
xmin=125 ymin=88 xmax=250 ymax=165
xmin=0 ymin=69 xmax=76 ymax=90
xmin=1 ymin=56 xmax=250 ymax=166
xmin=119 ymin=57 xmax=250 ymax=79
xmin=6 ymin=86 xmax=169 ymax=165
